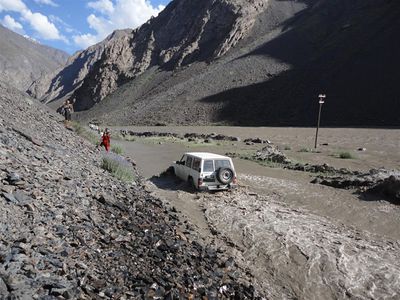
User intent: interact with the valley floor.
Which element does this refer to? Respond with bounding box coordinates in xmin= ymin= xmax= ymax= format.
xmin=110 ymin=126 xmax=400 ymax=299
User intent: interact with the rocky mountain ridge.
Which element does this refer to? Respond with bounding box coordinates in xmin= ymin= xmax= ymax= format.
xmin=28 ymin=0 xmax=266 ymax=110
xmin=0 ymin=25 xmax=69 ymax=92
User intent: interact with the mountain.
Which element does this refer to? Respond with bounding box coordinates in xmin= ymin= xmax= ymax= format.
xmin=28 ymin=0 xmax=267 ymax=109
xmin=0 ymin=25 xmax=69 ymax=92
xmin=29 ymin=0 xmax=400 ymax=127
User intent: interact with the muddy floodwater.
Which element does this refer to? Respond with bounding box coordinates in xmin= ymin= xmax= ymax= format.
xmin=110 ymin=126 xmax=400 ymax=299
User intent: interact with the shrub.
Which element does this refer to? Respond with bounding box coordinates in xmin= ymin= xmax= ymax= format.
xmin=338 ymin=151 xmax=355 ymax=159
xmin=121 ymin=135 xmax=136 ymax=142
xmin=71 ymin=121 xmax=100 ymax=146
xmin=299 ymin=147 xmax=310 ymax=153
xmin=101 ymin=153 xmax=135 ymax=182
xmin=111 ymin=145 xmax=123 ymax=155
xmin=284 ymin=145 xmax=291 ymax=150
xmin=71 ymin=121 xmax=84 ymax=134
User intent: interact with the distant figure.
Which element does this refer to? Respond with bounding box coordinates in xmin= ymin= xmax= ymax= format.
xmin=100 ymin=128 xmax=111 ymax=152
xmin=62 ymin=100 xmax=74 ymax=125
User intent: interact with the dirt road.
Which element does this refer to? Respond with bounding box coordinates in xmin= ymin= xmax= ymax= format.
xmin=112 ymin=126 xmax=400 ymax=299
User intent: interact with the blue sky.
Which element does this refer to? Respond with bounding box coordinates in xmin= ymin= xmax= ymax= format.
xmin=0 ymin=0 xmax=170 ymax=54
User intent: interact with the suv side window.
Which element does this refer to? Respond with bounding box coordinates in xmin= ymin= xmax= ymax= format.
xmin=185 ymin=156 xmax=193 ymax=168
xmin=203 ymin=160 xmax=214 ymax=172
xmin=192 ymin=158 xmax=201 ymax=171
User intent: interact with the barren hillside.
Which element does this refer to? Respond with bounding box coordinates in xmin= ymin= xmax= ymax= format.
xmin=0 ymin=25 xmax=68 ymax=92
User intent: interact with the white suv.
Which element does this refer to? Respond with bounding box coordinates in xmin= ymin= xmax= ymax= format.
xmin=172 ymin=152 xmax=237 ymax=191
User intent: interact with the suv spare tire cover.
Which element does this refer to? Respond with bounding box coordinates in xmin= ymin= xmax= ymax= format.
xmin=217 ymin=167 xmax=234 ymax=184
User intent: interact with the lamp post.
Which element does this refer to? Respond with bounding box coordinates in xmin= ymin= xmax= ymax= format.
xmin=314 ymin=94 xmax=326 ymax=149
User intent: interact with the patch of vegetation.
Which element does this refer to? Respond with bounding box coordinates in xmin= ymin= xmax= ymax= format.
xmin=283 ymin=145 xmax=291 ymax=150
xmin=71 ymin=121 xmax=84 ymax=134
xmin=111 ymin=133 xmax=126 ymax=141
xmin=111 ymin=145 xmax=123 ymax=155
xmin=186 ymin=139 xmax=222 ymax=148
xmin=338 ymin=151 xmax=355 ymax=159
xmin=298 ymin=147 xmax=311 ymax=153
xmin=101 ymin=153 xmax=135 ymax=182
xmin=71 ymin=121 xmax=100 ymax=146
xmin=122 ymin=135 xmax=136 ymax=142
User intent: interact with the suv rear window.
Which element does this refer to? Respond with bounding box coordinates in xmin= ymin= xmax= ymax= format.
xmin=203 ymin=160 xmax=214 ymax=172
xmin=215 ymin=160 xmax=231 ymax=169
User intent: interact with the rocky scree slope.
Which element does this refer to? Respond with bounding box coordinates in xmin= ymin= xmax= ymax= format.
xmin=0 ymin=25 xmax=68 ymax=92
xmin=28 ymin=0 xmax=266 ymax=110
xmin=0 ymin=82 xmax=261 ymax=299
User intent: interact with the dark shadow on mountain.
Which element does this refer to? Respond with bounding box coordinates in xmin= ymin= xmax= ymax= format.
xmin=200 ymin=0 xmax=400 ymax=126
xmin=45 ymin=52 xmax=98 ymax=103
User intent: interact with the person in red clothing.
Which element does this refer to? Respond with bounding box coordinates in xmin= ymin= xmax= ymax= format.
xmin=100 ymin=128 xmax=111 ymax=152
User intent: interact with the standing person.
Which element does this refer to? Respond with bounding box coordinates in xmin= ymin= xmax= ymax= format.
xmin=100 ymin=128 xmax=111 ymax=152
xmin=63 ymin=100 xmax=74 ymax=125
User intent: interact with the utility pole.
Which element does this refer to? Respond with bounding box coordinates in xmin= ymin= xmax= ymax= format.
xmin=314 ymin=94 xmax=326 ymax=149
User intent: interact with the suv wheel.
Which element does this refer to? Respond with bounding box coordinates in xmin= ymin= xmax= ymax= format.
xmin=217 ymin=167 xmax=234 ymax=184
xmin=166 ymin=166 xmax=175 ymax=176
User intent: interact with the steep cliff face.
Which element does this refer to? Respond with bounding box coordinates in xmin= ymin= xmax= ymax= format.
xmin=29 ymin=0 xmax=266 ymax=110
xmin=0 ymin=25 xmax=68 ymax=92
